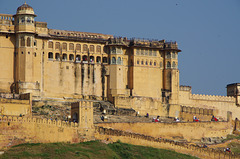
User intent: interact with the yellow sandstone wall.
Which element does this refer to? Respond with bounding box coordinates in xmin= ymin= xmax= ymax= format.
xmin=0 ymin=116 xmax=94 ymax=150
xmin=179 ymin=88 xmax=239 ymax=120
xmin=96 ymin=121 xmax=233 ymax=142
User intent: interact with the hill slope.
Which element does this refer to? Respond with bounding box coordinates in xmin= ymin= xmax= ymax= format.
xmin=0 ymin=140 xmax=198 ymax=159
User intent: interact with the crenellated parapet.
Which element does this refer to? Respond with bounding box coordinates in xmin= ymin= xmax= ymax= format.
xmin=190 ymin=94 xmax=235 ymax=102
xmin=0 ymin=116 xmax=79 ymax=128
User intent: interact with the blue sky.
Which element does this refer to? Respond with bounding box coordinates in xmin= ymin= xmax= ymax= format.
xmin=1 ymin=0 xmax=239 ymax=96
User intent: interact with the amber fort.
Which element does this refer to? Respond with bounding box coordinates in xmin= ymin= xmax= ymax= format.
xmin=0 ymin=3 xmax=240 ymax=158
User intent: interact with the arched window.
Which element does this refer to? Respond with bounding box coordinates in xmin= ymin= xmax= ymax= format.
xmin=141 ymin=60 xmax=144 ymax=65
xmin=172 ymin=52 xmax=176 ymax=59
xmin=96 ymin=46 xmax=101 ymax=53
xmin=82 ymin=55 xmax=88 ymax=62
xmin=137 ymin=60 xmax=140 ymax=65
xmin=90 ymin=56 xmax=94 ymax=63
xmin=55 ymin=53 xmax=60 ymax=61
xmin=145 ymin=61 xmax=148 ymax=65
xmin=83 ymin=44 xmax=88 ymax=52
xmin=136 ymin=49 xmax=140 ymax=55
xmin=76 ymin=55 xmax=81 ymax=62
xmin=166 ymin=52 xmax=171 ymax=59
xmin=172 ymin=61 xmax=176 ymax=68
xmin=21 ymin=17 xmax=25 ymax=23
xmin=48 ymin=52 xmax=53 ymax=59
xmin=145 ymin=50 xmax=148 ymax=56
xmin=150 ymin=61 xmax=152 ymax=66
xmin=69 ymin=54 xmax=74 ymax=61
xmin=55 ymin=42 xmax=60 ymax=50
xmin=167 ymin=61 xmax=171 ymax=68
xmin=149 ymin=50 xmax=152 ymax=56
xmin=76 ymin=44 xmax=81 ymax=51
xmin=20 ymin=37 xmax=25 ymax=46
xmin=48 ymin=41 xmax=53 ymax=48
xmin=62 ymin=43 xmax=67 ymax=50
xmin=112 ymin=57 xmax=116 ymax=64
xmin=154 ymin=61 xmax=156 ymax=66
xmin=90 ymin=45 xmax=94 ymax=52
xmin=96 ymin=56 xmax=101 ymax=63
xmin=27 ymin=37 xmax=31 ymax=47
xmin=27 ymin=17 xmax=31 ymax=23
xmin=141 ymin=49 xmax=144 ymax=55
xmin=69 ymin=43 xmax=74 ymax=50
xmin=117 ymin=57 xmax=121 ymax=64
xmin=62 ymin=53 xmax=67 ymax=61
xmin=103 ymin=57 xmax=108 ymax=63
xmin=111 ymin=47 xmax=116 ymax=54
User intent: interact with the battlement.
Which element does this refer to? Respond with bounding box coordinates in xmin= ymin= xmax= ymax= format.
xmin=190 ymin=94 xmax=235 ymax=102
xmin=0 ymin=116 xmax=79 ymax=128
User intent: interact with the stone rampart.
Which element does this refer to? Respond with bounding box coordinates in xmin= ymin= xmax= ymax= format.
xmin=95 ymin=126 xmax=240 ymax=159
xmin=97 ymin=121 xmax=233 ymax=142
xmin=0 ymin=116 xmax=94 ymax=150
xmin=180 ymin=106 xmax=214 ymax=121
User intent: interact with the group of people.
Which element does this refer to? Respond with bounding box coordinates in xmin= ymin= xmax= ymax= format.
xmin=152 ymin=116 xmax=160 ymax=122
xmin=193 ymin=116 xmax=199 ymax=122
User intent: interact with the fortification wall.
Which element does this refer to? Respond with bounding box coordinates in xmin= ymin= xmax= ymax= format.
xmin=114 ymin=96 xmax=167 ymax=116
xmin=95 ymin=126 xmax=239 ymax=159
xmin=97 ymin=121 xmax=233 ymax=142
xmin=179 ymin=90 xmax=238 ymax=120
xmin=0 ymin=116 xmax=94 ymax=150
xmin=0 ymin=93 xmax=32 ymax=116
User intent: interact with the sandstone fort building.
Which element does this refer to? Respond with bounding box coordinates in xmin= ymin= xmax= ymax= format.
xmin=0 ymin=3 xmax=239 ymax=121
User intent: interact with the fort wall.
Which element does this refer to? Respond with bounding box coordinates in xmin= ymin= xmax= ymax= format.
xmin=0 ymin=116 xmax=94 ymax=150
xmin=95 ymin=126 xmax=239 ymax=159
xmin=179 ymin=87 xmax=238 ymax=120
xmin=96 ymin=121 xmax=233 ymax=142
xmin=114 ymin=96 xmax=167 ymax=116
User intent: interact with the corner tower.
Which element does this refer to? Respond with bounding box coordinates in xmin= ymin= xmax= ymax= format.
xmin=13 ymin=3 xmax=37 ymax=93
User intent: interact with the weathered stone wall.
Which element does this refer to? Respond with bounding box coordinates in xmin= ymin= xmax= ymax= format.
xmin=0 ymin=116 xmax=94 ymax=150
xmin=179 ymin=89 xmax=239 ymax=120
xmin=96 ymin=121 xmax=233 ymax=142
xmin=95 ymin=126 xmax=240 ymax=159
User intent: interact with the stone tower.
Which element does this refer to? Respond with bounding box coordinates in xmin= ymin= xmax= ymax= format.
xmin=13 ymin=3 xmax=37 ymax=94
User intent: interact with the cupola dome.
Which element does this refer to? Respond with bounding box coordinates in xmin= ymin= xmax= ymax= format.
xmin=16 ymin=2 xmax=35 ymax=15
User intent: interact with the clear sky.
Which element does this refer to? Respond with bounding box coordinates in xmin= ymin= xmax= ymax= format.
xmin=1 ymin=0 xmax=239 ymax=96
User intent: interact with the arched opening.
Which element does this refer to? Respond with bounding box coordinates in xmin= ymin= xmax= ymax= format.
xmin=167 ymin=61 xmax=171 ymax=68
xmin=48 ymin=52 xmax=53 ymax=60
xmin=83 ymin=44 xmax=88 ymax=52
xmin=96 ymin=45 xmax=101 ymax=53
xmin=20 ymin=37 xmax=25 ymax=47
xmin=145 ymin=60 xmax=148 ymax=65
xmin=90 ymin=56 xmax=94 ymax=63
xmin=72 ymin=112 xmax=79 ymax=123
xmin=27 ymin=37 xmax=31 ymax=47
xmin=62 ymin=53 xmax=67 ymax=61
xmin=76 ymin=44 xmax=81 ymax=52
xmin=172 ymin=61 xmax=176 ymax=68
xmin=62 ymin=43 xmax=67 ymax=50
xmin=96 ymin=56 xmax=101 ymax=63
xmin=150 ymin=61 xmax=152 ymax=66
xmin=90 ymin=45 xmax=94 ymax=52
xmin=69 ymin=43 xmax=74 ymax=50
xmin=69 ymin=54 xmax=74 ymax=61
xmin=48 ymin=41 xmax=53 ymax=48
xmin=117 ymin=57 xmax=121 ymax=64
xmin=76 ymin=55 xmax=81 ymax=62
xmin=154 ymin=61 xmax=156 ymax=66
xmin=82 ymin=55 xmax=88 ymax=63
xmin=103 ymin=57 xmax=108 ymax=63
xmin=55 ymin=53 xmax=60 ymax=61
xmin=112 ymin=57 xmax=116 ymax=64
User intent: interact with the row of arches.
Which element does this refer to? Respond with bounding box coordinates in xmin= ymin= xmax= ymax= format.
xmin=166 ymin=52 xmax=178 ymax=59
xmin=48 ymin=52 xmax=107 ymax=63
xmin=166 ymin=61 xmax=177 ymax=69
xmin=135 ymin=49 xmax=158 ymax=56
xmin=48 ymin=41 xmax=102 ymax=53
xmin=181 ymin=106 xmax=214 ymax=116
xmin=20 ymin=37 xmax=32 ymax=47
xmin=136 ymin=59 xmax=158 ymax=67
xmin=111 ymin=57 xmax=122 ymax=65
